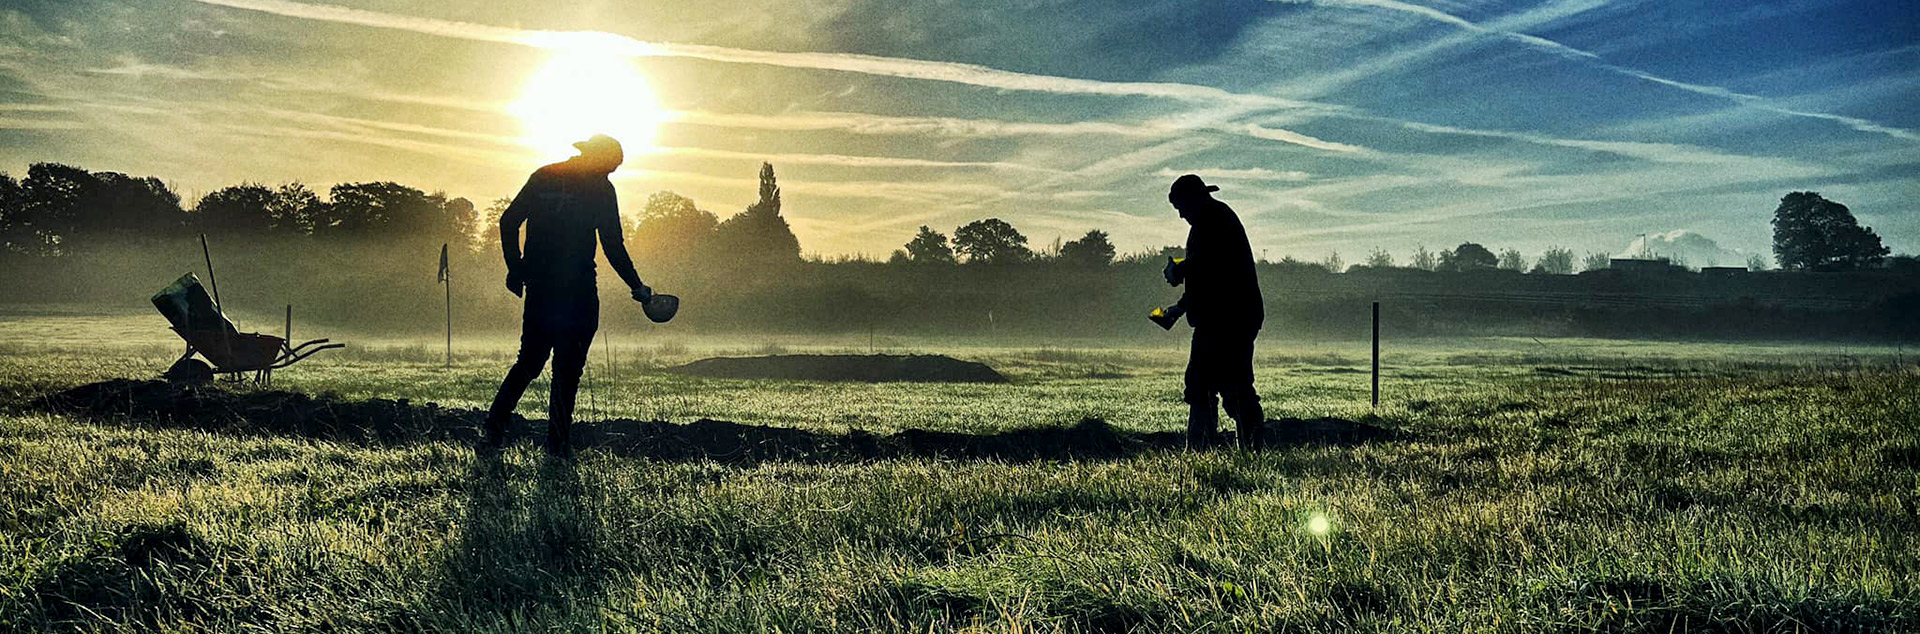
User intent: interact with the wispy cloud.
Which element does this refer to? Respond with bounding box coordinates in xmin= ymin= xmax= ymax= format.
xmin=657 ymin=146 xmax=1061 ymax=173
xmin=1296 ymin=0 xmax=1919 ymax=141
xmin=193 ymin=0 xmax=1321 ymax=110
xmin=0 ymin=117 xmax=87 ymax=131
xmin=1155 ymin=167 xmax=1311 ymax=182
xmin=191 ymin=0 xmax=1367 ymax=153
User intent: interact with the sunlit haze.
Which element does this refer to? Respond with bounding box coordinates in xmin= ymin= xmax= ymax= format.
xmin=509 ymin=49 xmax=668 ymax=161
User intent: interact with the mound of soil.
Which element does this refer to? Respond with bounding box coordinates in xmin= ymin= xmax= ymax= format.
xmin=1267 ymin=416 xmax=1400 ymax=446
xmin=668 ymin=354 xmax=1008 ymax=383
xmin=42 ymin=380 xmax=1400 ymax=463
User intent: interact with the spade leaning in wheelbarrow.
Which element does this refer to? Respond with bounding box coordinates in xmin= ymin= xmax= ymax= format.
xmin=486 ymin=134 xmax=677 ymax=456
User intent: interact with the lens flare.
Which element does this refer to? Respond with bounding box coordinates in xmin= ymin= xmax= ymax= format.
xmin=1306 ymin=512 xmax=1333 ymax=536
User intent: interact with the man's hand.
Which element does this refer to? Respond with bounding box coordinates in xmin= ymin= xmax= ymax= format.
xmin=1163 ymin=257 xmax=1186 ymax=287
xmin=505 ymin=269 xmax=524 ymax=298
xmin=631 ymin=285 xmax=653 ymax=303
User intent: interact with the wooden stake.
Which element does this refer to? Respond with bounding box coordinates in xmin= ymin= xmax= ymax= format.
xmin=1371 ymin=301 xmax=1380 ymax=408
xmin=200 ymin=234 xmax=221 ymax=310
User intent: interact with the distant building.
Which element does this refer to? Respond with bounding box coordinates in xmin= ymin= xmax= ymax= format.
xmin=1607 ymin=258 xmax=1687 ymax=274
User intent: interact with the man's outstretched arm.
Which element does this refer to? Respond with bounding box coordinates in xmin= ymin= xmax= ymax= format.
xmin=596 ymin=194 xmax=649 ymax=300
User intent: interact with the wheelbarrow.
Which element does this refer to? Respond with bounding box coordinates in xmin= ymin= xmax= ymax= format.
xmin=151 ymin=273 xmax=342 ymax=385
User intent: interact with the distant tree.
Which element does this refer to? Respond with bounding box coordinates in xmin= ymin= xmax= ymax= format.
xmin=1497 ymin=248 xmax=1526 ymax=272
xmin=1365 ymin=247 xmax=1394 ymax=269
xmin=953 ymin=218 xmax=1030 ymax=264
xmin=711 ymin=162 xmax=802 ymax=268
xmin=266 ymin=183 xmax=325 ymax=235
xmin=6 ymin=163 xmax=187 ymax=253
xmin=1410 ymin=244 xmax=1437 ymax=271
xmin=1059 ymin=229 xmax=1116 ymax=267
xmin=82 ymin=171 xmax=186 ymax=239
xmin=1040 ymin=235 xmax=1064 ymax=260
xmin=1887 ymin=254 xmax=1920 ymax=273
xmin=442 ymin=196 xmax=477 ymax=245
xmin=904 ymin=225 xmax=956 ymax=264
xmin=1581 ymin=252 xmax=1611 ymax=272
xmin=320 ymin=182 xmax=447 ymax=239
xmin=1438 ymin=242 xmax=1497 ymax=272
xmin=478 ymin=198 xmax=511 ymax=253
xmin=1531 ymin=247 xmax=1574 ymax=275
xmin=1746 ymin=253 xmax=1769 ymax=272
xmin=1273 ymin=255 xmax=1331 ymax=275
xmin=0 ymin=172 xmax=35 ymax=253
xmin=193 ymin=184 xmax=277 ymax=234
xmin=1322 ymin=250 xmax=1345 ymax=273
xmin=632 ymin=191 xmax=719 ymax=271
xmin=887 ymin=249 xmax=911 ymax=265
xmin=1772 ymin=192 xmax=1889 ymax=270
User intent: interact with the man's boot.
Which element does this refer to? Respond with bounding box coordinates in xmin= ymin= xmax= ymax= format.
xmin=480 ymin=414 xmax=508 ymax=451
xmin=1187 ymin=403 xmax=1221 ymax=450
xmin=545 ymin=415 xmax=573 ymax=458
xmin=1229 ymin=399 xmax=1265 ymax=452
xmin=546 ymin=385 xmax=576 ymax=459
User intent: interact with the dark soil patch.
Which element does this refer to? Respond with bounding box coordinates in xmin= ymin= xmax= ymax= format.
xmin=667 ymin=354 xmax=1008 ymax=383
xmin=43 ymin=380 xmax=1401 ymax=464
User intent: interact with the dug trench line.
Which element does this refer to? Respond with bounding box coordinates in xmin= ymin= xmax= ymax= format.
xmin=38 ymin=379 xmax=1400 ymax=464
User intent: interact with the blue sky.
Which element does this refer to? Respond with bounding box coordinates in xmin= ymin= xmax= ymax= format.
xmin=1 ymin=0 xmax=1914 ymax=263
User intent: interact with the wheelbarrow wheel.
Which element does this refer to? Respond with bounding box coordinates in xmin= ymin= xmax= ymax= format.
xmin=163 ymin=358 xmax=214 ymax=386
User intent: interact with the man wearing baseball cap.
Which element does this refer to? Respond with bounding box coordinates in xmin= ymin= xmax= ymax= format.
xmin=1164 ymin=174 xmax=1266 ymax=450
xmin=484 ymin=133 xmax=654 ymax=456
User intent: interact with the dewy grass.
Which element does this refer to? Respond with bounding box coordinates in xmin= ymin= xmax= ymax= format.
xmin=0 ymin=331 xmax=1916 ymax=632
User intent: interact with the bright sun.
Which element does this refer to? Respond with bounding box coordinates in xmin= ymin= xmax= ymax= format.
xmin=509 ymin=50 xmax=668 ymax=162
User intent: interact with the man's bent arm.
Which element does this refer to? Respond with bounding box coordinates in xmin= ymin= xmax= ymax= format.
xmin=598 ymin=194 xmax=645 ymax=291
xmin=499 ymin=175 xmax=540 ymax=272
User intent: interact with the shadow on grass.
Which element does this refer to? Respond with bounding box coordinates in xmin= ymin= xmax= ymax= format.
xmin=422 ymin=453 xmax=612 ymax=629
xmin=42 ymin=379 xmax=1402 ymax=464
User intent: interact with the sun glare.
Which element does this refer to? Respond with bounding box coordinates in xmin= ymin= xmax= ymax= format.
xmin=509 ymin=49 xmax=668 ymax=162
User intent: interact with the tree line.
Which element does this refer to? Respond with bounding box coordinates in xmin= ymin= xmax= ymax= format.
xmin=2 ymin=162 xmax=1905 ymax=276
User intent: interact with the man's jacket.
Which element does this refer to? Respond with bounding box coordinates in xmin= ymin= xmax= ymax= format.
xmin=1178 ymin=199 xmax=1264 ymax=331
xmin=500 ymin=158 xmax=643 ymax=292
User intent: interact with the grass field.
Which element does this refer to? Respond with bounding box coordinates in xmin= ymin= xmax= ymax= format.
xmin=1 ymin=311 xmax=1917 ymax=632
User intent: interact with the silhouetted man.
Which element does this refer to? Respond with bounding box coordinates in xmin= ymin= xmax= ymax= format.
xmin=1165 ymin=174 xmax=1265 ymax=450
xmin=485 ymin=134 xmax=651 ymax=456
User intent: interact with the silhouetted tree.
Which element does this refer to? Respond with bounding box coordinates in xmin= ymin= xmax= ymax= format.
xmin=1531 ymin=247 xmax=1574 ymax=275
xmin=953 ymin=218 xmax=1030 ymax=264
xmin=320 ymin=182 xmax=443 ymax=238
xmin=5 ymin=163 xmax=187 ymax=253
xmin=442 ymin=196 xmax=478 ymax=245
xmin=711 ymin=163 xmax=802 ymax=268
xmin=1322 ymin=251 xmax=1345 ymax=273
xmin=1059 ymin=229 xmax=1116 ymax=267
xmin=193 ymin=184 xmax=277 ymax=234
xmin=478 ymin=198 xmax=511 ymax=253
xmin=1581 ymin=252 xmax=1611 ymax=272
xmin=1497 ymin=248 xmax=1526 ymax=271
xmin=1772 ymin=192 xmax=1888 ymax=270
xmin=266 ymin=183 xmax=325 ymax=235
xmin=1410 ymin=244 xmax=1437 ymax=271
xmin=1439 ymin=242 xmax=1497 ymax=272
xmin=904 ymin=225 xmax=955 ymax=264
xmin=632 ymin=191 xmax=718 ymax=271
xmin=1746 ymin=253 xmax=1769 ymax=272
xmin=0 ymin=172 xmax=29 ymax=253
xmin=1365 ymin=247 xmax=1393 ymax=269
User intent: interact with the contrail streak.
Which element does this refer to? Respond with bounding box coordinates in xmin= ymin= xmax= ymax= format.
xmin=190 ymin=0 xmax=1363 ymax=152
xmin=1301 ymin=0 xmax=1918 ymax=141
